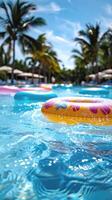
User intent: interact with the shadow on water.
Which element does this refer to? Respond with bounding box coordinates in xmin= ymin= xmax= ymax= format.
xmin=0 ymin=131 xmax=112 ymax=200
xmin=27 ymin=140 xmax=112 ymax=200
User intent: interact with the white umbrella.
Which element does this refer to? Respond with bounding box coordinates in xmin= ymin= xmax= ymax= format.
xmin=18 ymin=72 xmax=44 ymax=78
xmin=101 ymin=74 xmax=112 ymax=79
xmin=96 ymin=72 xmax=105 ymax=79
xmin=34 ymin=74 xmax=44 ymax=78
xmin=0 ymin=66 xmax=12 ymax=73
xmin=13 ymin=69 xmax=23 ymax=74
xmin=0 ymin=66 xmax=23 ymax=74
xmin=102 ymin=69 xmax=112 ymax=74
xmin=87 ymin=74 xmax=96 ymax=79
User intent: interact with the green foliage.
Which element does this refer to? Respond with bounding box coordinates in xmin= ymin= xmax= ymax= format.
xmin=24 ymin=33 xmax=61 ymax=83
xmin=0 ymin=45 xmax=11 ymax=66
xmin=0 ymin=0 xmax=46 ymax=83
xmin=74 ymin=23 xmax=102 ymax=71
xmin=0 ymin=70 xmax=7 ymax=80
xmin=73 ymin=66 xmax=87 ymax=84
xmin=14 ymin=59 xmax=28 ymax=71
xmin=72 ymin=23 xmax=112 ymax=83
xmin=100 ymin=29 xmax=112 ymax=69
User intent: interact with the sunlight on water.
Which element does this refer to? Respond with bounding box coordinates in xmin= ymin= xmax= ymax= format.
xmin=0 ymin=87 xmax=112 ymax=200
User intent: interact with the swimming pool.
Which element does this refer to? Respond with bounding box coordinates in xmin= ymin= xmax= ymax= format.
xmin=0 ymin=86 xmax=112 ymax=200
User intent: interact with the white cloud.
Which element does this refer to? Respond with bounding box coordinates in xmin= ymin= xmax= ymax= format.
xmin=31 ymin=28 xmax=42 ymax=35
xmin=46 ymin=30 xmax=74 ymax=47
xmin=56 ymin=48 xmax=74 ymax=69
xmin=105 ymin=4 xmax=112 ymax=15
xmin=45 ymin=30 xmax=75 ymax=69
xmin=27 ymin=27 xmax=76 ymax=69
xmin=31 ymin=28 xmax=74 ymax=46
xmin=37 ymin=2 xmax=62 ymax=13
xmin=100 ymin=17 xmax=112 ymax=29
xmin=29 ymin=28 xmax=75 ymax=68
xmin=62 ymin=20 xmax=82 ymax=37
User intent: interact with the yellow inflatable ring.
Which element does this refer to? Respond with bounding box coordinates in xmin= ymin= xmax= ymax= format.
xmin=41 ymin=97 xmax=112 ymax=126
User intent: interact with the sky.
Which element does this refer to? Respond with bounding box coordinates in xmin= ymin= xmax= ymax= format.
xmin=17 ymin=0 xmax=112 ymax=69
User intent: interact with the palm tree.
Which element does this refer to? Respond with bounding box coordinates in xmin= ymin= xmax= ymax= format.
xmin=0 ymin=0 xmax=46 ymax=84
xmin=25 ymin=56 xmax=39 ymax=84
xmin=72 ymin=48 xmax=89 ymax=68
xmin=99 ymin=41 xmax=110 ymax=70
xmin=100 ymin=29 xmax=112 ymax=69
xmin=25 ymin=34 xmax=60 ymax=83
xmin=74 ymin=23 xmax=102 ymax=73
xmin=44 ymin=45 xmax=61 ymax=82
xmin=0 ymin=44 xmax=11 ymax=66
xmin=0 ymin=46 xmax=6 ymax=66
xmin=24 ymin=34 xmax=46 ymax=83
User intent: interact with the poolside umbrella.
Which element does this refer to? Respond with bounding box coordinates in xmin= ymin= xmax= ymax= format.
xmin=34 ymin=74 xmax=44 ymax=78
xmin=0 ymin=66 xmax=23 ymax=74
xmin=18 ymin=72 xmax=44 ymax=79
xmin=87 ymin=74 xmax=96 ymax=79
xmin=0 ymin=66 xmax=12 ymax=73
xmin=101 ymin=74 xmax=112 ymax=79
xmin=102 ymin=69 xmax=112 ymax=74
xmin=13 ymin=69 xmax=23 ymax=74
xmin=87 ymin=73 xmax=105 ymax=80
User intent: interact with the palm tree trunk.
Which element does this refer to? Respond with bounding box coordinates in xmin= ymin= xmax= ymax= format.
xmin=38 ymin=63 xmax=41 ymax=84
xmin=95 ymin=53 xmax=99 ymax=83
xmin=11 ymin=39 xmax=16 ymax=85
xmin=48 ymin=68 xmax=51 ymax=83
xmin=31 ymin=65 xmax=34 ymax=84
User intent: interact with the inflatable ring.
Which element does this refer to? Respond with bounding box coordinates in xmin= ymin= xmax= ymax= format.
xmin=0 ymin=86 xmax=51 ymax=95
xmin=79 ymin=87 xmax=109 ymax=96
xmin=14 ymin=91 xmax=57 ymax=101
xmin=41 ymin=97 xmax=112 ymax=126
xmin=39 ymin=84 xmax=52 ymax=91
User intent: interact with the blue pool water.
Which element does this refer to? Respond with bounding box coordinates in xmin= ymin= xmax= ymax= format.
xmin=0 ymin=86 xmax=112 ymax=200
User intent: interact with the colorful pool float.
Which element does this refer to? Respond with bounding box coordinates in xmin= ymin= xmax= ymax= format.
xmin=14 ymin=91 xmax=57 ymax=101
xmin=0 ymin=86 xmax=20 ymax=94
xmin=41 ymin=97 xmax=112 ymax=126
xmin=79 ymin=87 xmax=109 ymax=95
xmin=39 ymin=84 xmax=52 ymax=91
xmin=0 ymin=86 xmax=51 ymax=95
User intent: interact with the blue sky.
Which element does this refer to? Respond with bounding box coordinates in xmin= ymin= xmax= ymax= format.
xmin=17 ymin=0 xmax=112 ymax=69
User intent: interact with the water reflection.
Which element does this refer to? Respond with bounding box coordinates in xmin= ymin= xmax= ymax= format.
xmin=0 ymin=93 xmax=112 ymax=199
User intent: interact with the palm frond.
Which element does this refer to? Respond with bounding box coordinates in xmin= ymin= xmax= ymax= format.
xmin=0 ymin=1 xmax=13 ymax=26
xmin=72 ymin=49 xmax=82 ymax=55
xmin=37 ymin=33 xmax=46 ymax=43
xmin=2 ymin=36 xmax=11 ymax=46
xmin=18 ymin=34 xmax=42 ymax=55
xmin=79 ymin=30 xmax=87 ymax=36
xmin=75 ymin=37 xmax=90 ymax=48
xmin=20 ymin=1 xmax=36 ymax=17
xmin=23 ymin=17 xmax=46 ymax=29
xmin=0 ymin=31 xmax=6 ymax=39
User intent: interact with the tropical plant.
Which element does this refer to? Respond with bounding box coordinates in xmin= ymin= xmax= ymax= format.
xmin=0 ymin=0 xmax=46 ymax=84
xmin=100 ymin=28 xmax=112 ymax=69
xmin=25 ymin=56 xmax=39 ymax=83
xmin=0 ymin=44 xmax=11 ymax=66
xmin=0 ymin=46 xmax=6 ymax=66
xmin=73 ymin=65 xmax=87 ymax=84
xmin=0 ymin=70 xmax=8 ymax=81
xmin=72 ymin=48 xmax=89 ymax=68
xmin=25 ymin=34 xmax=61 ymax=83
xmin=74 ymin=23 xmax=102 ymax=74
xmin=14 ymin=59 xmax=28 ymax=72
